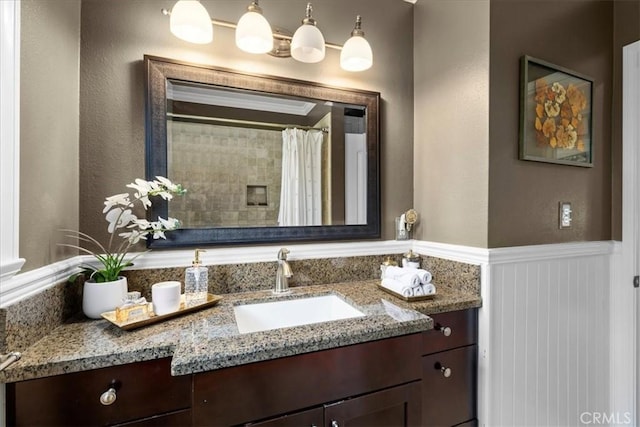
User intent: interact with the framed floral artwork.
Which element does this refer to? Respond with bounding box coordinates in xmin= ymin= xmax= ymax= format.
xmin=519 ymin=55 xmax=593 ymax=167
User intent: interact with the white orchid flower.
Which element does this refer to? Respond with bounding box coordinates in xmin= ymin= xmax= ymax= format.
xmin=119 ymin=229 xmax=148 ymax=244
xmin=149 ymin=221 xmax=166 ymax=239
xmin=168 ymin=217 xmax=181 ymax=229
xmin=138 ymin=195 xmax=152 ymax=210
xmin=158 ymin=216 xmax=180 ymax=230
xmin=155 ymin=176 xmax=180 ymax=192
xmin=131 ymin=218 xmax=151 ymax=230
xmin=105 ymin=208 xmax=137 ymax=233
xmin=126 ymin=178 xmax=154 ymax=197
xmin=102 ymin=193 xmax=130 ymax=213
xmin=157 ymin=191 xmax=174 ymax=201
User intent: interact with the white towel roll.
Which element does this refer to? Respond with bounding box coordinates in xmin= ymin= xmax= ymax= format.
xmin=404 ymin=267 xmax=432 ymax=285
xmin=381 ymin=278 xmax=414 ymax=297
xmin=416 ymin=269 xmax=432 ymax=285
xmin=422 ymin=283 xmax=436 ymax=295
xmin=383 ymin=266 xmax=421 ymax=288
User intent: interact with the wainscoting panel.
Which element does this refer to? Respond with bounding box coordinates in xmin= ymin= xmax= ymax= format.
xmin=484 ymin=244 xmax=611 ymax=427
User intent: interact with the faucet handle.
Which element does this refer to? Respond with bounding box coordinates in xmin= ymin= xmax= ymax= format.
xmin=277 ymin=248 xmax=290 ymax=260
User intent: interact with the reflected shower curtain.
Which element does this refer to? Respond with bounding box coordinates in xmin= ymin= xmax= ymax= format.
xmin=278 ymin=128 xmax=323 ymax=226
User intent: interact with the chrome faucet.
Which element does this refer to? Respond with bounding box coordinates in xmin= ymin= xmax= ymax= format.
xmin=274 ymin=248 xmax=293 ymax=294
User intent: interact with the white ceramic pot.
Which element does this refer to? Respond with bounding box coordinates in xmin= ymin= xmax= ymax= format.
xmin=82 ymin=276 xmax=128 ymax=319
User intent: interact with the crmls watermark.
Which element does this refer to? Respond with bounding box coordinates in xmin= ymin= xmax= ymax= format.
xmin=580 ymin=412 xmax=632 ymax=425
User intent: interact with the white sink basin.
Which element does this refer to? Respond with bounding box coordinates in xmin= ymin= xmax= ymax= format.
xmin=233 ymin=294 xmax=365 ymax=334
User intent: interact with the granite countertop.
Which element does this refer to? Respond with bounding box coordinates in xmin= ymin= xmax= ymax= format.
xmin=0 ymin=280 xmax=481 ymax=383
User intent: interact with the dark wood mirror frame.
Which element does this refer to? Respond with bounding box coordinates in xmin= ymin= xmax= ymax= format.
xmin=144 ymin=55 xmax=381 ymax=248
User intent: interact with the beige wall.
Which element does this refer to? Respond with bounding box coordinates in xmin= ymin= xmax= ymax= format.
xmin=412 ymin=0 xmax=490 ymax=248
xmin=20 ymin=0 xmax=80 ymax=271
xmin=19 ymin=0 xmax=636 ymax=270
xmin=488 ymin=0 xmax=614 ymax=248
xmin=413 ymin=0 xmax=636 ymax=249
xmin=78 ymin=0 xmax=414 ymax=246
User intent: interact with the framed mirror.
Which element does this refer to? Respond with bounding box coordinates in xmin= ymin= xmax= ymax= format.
xmin=144 ymin=55 xmax=380 ymax=247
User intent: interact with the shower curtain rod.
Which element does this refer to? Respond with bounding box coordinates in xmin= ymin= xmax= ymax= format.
xmin=167 ymin=112 xmax=329 ymax=133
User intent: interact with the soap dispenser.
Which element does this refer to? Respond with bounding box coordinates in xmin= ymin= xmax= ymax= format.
xmin=185 ymin=249 xmax=208 ymax=306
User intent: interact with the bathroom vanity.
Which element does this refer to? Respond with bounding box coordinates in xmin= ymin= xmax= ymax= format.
xmin=3 ymin=281 xmax=480 ymax=426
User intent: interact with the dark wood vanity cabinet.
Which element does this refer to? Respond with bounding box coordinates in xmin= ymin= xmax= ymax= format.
xmin=6 ymin=357 xmax=192 ymax=427
xmin=421 ymin=309 xmax=478 ymax=427
xmin=193 ymin=333 xmax=424 ymax=426
xmin=6 ymin=310 xmax=479 ymax=427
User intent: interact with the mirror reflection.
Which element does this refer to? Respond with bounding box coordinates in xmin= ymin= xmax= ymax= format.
xmin=166 ymin=81 xmax=368 ymax=228
xmin=144 ymin=55 xmax=380 ymax=247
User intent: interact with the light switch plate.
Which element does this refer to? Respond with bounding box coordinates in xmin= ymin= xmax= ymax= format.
xmin=559 ymin=202 xmax=572 ymax=229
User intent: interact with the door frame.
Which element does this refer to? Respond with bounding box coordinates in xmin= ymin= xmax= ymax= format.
xmin=615 ymin=39 xmax=640 ymax=424
xmin=625 ymin=40 xmax=640 ymax=424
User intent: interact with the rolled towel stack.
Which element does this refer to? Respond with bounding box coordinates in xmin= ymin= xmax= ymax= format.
xmin=382 ymin=266 xmax=435 ymax=297
xmin=383 ymin=266 xmax=421 ymax=288
xmin=381 ymin=278 xmax=416 ymax=298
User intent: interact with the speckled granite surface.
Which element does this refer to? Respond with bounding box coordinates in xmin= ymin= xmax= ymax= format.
xmin=0 ymin=279 xmax=81 ymax=354
xmin=0 ymin=280 xmax=480 ymax=383
xmin=120 ymin=253 xmax=481 ymax=299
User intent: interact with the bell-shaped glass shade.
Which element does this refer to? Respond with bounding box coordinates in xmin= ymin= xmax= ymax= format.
xmin=291 ymin=24 xmax=326 ymax=63
xmin=169 ymin=0 xmax=213 ymax=44
xmin=340 ymin=35 xmax=373 ymax=72
xmin=235 ymin=10 xmax=273 ymax=54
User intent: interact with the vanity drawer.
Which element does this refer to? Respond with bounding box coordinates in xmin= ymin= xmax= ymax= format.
xmin=7 ymin=357 xmax=191 ymax=426
xmin=422 ymin=345 xmax=477 ymax=427
xmin=422 ymin=309 xmax=478 ymax=355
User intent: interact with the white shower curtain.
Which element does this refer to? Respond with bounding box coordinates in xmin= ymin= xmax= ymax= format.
xmin=278 ymin=128 xmax=323 ymax=226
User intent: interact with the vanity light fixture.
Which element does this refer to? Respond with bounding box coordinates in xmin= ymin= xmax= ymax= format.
xmin=169 ymin=0 xmax=213 ymax=44
xmin=162 ymin=1 xmax=373 ymax=72
xmin=235 ymin=1 xmax=273 ymax=54
xmin=340 ymin=16 xmax=373 ymax=72
xmin=290 ymin=3 xmax=325 ymax=63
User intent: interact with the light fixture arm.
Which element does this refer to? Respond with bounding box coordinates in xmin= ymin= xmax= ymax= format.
xmin=161 ymin=8 xmax=342 ymax=50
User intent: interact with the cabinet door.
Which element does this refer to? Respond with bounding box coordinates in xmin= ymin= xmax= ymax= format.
xmin=6 ymin=358 xmax=191 ymax=426
xmin=422 ymin=345 xmax=477 ymax=427
xmin=193 ymin=334 xmax=422 ymax=426
xmin=324 ymin=382 xmax=421 ymax=427
xmin=246 ymin=407 xmax=323 ymax=427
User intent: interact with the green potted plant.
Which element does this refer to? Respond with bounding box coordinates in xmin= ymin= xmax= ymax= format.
xmin=62 ymin=176 xmax=186 ymax=318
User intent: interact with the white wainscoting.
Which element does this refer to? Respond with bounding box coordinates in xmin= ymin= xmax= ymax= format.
xmin=480 ymin=242 xmax=615 ymax=427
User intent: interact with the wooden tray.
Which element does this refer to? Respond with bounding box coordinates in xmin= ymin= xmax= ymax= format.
xmin=101 ymin=293 xmax=223 ymax=330
xmin=377 ymin=283 xmax=436 ymax=302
